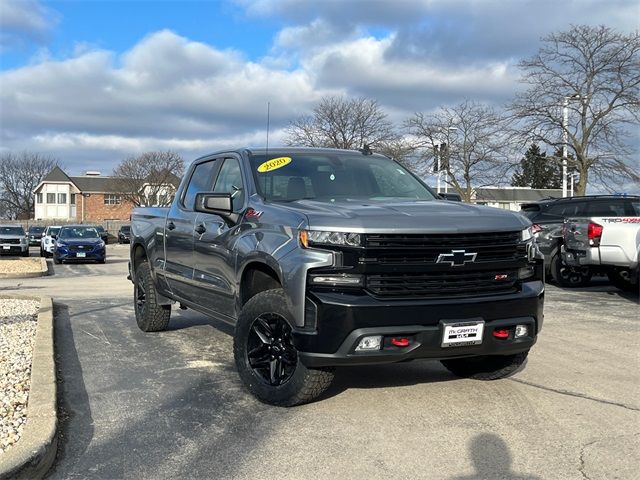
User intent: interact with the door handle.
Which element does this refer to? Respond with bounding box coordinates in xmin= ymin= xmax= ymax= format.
xmin=195 ymin=224 xmax=206 ymax=235
xmin=167 ymin=221 xmax=176 ymax=231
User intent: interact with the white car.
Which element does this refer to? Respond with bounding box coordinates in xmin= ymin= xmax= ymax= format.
xmin=40 ymin=225 xmax=62 ymax=257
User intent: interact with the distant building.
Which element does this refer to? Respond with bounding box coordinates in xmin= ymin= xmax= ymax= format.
xmin=472 ymin=187 xmax=563 ymax=211
xmin=33 ymin=166 xmax=180 ymax=222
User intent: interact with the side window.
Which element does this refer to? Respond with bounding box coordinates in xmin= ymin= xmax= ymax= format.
xmin=213 ymin=158 xmax=244 ymax=211
xmin=182 ymin=160 xmax=217 ymax=210
xmin=626 ymin=199 xmax=640 ymax=216
xmin=546 ymin=201 xmax=586 ymax=218
xmin=586 ymin=200 xmax=626 ymax=217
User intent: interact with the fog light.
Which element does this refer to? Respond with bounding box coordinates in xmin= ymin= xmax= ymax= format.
xmin=356 ymin=335 xmax=382 ymax=351
xmin=515 ymin=325 xmax=528 ymax=338
xmin=518 ymin=266 xmax=535 ymax=279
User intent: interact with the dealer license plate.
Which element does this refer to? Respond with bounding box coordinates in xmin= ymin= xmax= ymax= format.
xmin=441 ymin=320 xmax=484 ymax=348
xmin=76 ymin=252 xmax=86 ymax=258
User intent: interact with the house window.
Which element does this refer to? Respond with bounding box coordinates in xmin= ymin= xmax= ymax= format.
xmin=37 ymin=193 xmax=43 ymax=204
xmin=46 ymin=193 xmax=56 ymax=204
xmin=58 ymin=193 xmax=67 ymax=204
xmin=104 ymin=194 xmax=122 ymax=205
xmin=70 ymin=194 xmax=76 ymax=205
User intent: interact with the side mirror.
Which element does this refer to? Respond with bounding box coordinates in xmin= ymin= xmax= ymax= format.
xmin=51 ymin=235 xmax=57 ymax=239
xmin=438 ymin=192 xmax=463 ymax=202
xmin=195 ymin=193 xmax=241 ymax=225
xmin=195 ymin=193 xmax=233 ymax=214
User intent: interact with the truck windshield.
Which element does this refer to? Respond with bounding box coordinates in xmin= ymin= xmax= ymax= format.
xmin=0 ymin=226 xmax=25 ymax=235
xmin=249 ymin=153 xmax=436 ymax=203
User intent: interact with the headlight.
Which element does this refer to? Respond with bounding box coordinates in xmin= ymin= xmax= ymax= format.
xmin=521 ymin=226 xmax=534 ymax=242
xmin=299 ymin=230 xmax=362 ymax=248
xmin=56 ymin=241 xmax=68 ymax=248
xmin=98 ymin=241 xmax=105 ymax=248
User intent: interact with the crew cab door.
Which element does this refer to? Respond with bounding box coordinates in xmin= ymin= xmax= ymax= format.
xmin=193 ymin=156 xmax=246 ymax=318
xmin=164 ymin=158 xmax=220 ymax=302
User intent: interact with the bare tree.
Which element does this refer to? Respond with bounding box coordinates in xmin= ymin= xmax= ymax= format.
xmin=112 ymin=151 xmax=185 ymax=207
xmin=285 ymin=96 xmax=398 ymax=150
xmin=0 ymin=152 xmax=59 ymax=219
xmin=511 ymin=25 xmax=640 ymax=195
xmin=406 ymin=101 xmax=513 ymax=202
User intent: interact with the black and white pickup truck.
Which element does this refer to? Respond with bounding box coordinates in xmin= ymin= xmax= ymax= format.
xmin=130 ymin=147 xmax=545 ymax=406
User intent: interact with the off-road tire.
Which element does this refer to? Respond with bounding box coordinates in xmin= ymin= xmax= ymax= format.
xmin=134 ymin=261 xmax=171 ymax=332
xmin=21 ymin=249 xmax=29 ymax=257
xmin=607 ymin=269 xmax=639 ymax=294
xmin=234 ymin=289 xmax=334 ymax=407
xmin=441 ymin=351 xmax=529 ymax=380
xmin=551 ymin=254 xmax=591 ymax=288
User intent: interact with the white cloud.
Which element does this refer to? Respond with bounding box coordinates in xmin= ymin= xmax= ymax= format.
xmin=2 ymin=1 xmax=638 ymax=174
xmin=0 ymin=0 xmax=59 ymax=51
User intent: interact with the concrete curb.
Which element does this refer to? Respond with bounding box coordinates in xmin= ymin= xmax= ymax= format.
xmin=0 ymin=296 xmax=57 ymax=480
xmin=0 ymin=259 xmax=48 ymax=279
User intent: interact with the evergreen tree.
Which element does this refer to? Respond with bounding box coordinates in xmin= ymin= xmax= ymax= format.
xmin=511 ymin=144 xmax=561 ymax=189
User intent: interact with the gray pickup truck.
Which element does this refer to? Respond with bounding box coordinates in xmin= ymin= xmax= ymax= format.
xmin=130 ymin=147 xmax=544 ymax=406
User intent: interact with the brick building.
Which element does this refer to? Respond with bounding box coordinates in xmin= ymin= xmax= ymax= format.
xmin=33 ymin=166 xmax=179 ymax=222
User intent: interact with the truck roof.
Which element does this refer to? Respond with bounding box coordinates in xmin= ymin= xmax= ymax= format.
xmin=195 ymin=146 xmax=388 ymax=160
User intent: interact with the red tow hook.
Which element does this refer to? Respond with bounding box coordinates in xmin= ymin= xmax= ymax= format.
xmin=390 ymin=337 xmax=411 ymax=347
xmin=492 ymin=329 xmax=509 ymax=339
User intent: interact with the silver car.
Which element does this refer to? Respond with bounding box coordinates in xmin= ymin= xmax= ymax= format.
xmin=0 ymin=225 xmax=29 ymax=257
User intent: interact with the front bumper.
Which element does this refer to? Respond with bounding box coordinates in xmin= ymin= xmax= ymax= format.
xmin=55 ymin=248 xmax=105 ymax=262
xmin=295 ymin=280 xmax=544 ymax=367
xmin=0 ymin=244 xmax=28 ymax=255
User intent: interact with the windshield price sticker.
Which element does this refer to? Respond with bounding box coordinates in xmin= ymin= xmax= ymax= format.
xmin=441 ymin=321 xmax=485 ymax=348
xmin=257 ymin=157 xmax=292 ymax=173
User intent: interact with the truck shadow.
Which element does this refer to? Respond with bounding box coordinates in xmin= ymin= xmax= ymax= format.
xmin=448 ymin=432 xmax=542 ymax=480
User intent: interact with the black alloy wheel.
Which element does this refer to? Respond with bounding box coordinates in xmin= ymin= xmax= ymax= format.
xmin=247 ymin=313 xmax=297 ymax=386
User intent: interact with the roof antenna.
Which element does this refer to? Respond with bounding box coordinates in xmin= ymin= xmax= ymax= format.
xmin=266 ymin=101 xmax=270 ymax=159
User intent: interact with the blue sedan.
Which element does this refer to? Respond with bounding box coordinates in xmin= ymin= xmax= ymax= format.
xmin=53 ymin=225 xmax=106 ymax=264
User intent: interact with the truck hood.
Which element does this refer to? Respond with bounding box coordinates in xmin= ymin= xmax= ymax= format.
xmin=288 ymin=199 xmax=530 ymax=234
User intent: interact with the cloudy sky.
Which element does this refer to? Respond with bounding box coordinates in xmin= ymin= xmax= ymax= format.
xmin=0 ymin=0 xmax=638 ymax=175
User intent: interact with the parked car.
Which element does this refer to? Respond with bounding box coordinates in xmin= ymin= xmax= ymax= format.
xmin=27 ymin=225 xmax=46 ymax=246
xmin=92 ymin=225 xmax=109 ymax=244
xmin=53 ymin=225 xmax=106 ymax=264
xmin=562 ymin=205 xmax=640 ymax=293
xmin=117 ymin=225 xmax=131 ymax=244
xmin=520 ymin=195 xmax=640 ymax=285
xmin=40 ymin=226 xmax=62 ymax=257
xmin=0 ymin=225 xmax=29 ymax=257
xmin=130 ymin=147 xmax=544 ymax=406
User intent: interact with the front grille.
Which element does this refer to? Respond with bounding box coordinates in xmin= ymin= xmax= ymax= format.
xmin=69 ymin=245 xmax=93 ymax=251
xmin=363 ymin=231 xmax=523 ymax=265
xmin=2 ymin=239 xmax=21 ymax=245
xmin=366 ymin=270 xmax=518 ymax=298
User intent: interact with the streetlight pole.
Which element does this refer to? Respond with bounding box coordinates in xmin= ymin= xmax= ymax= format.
xmin=562 ymin=97 xmax=569 ymax=198
xmin=436 ymin=148 xmax=441 ymax=194
xmin=562 ymin=93 xmax=584 ymax=198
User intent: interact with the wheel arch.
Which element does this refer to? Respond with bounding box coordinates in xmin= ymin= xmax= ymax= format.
xmin=238 ymin=260 xmax=283 ymax=308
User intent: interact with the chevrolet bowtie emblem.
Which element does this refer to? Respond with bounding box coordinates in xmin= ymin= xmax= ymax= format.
xmin=436 ymin=250 xmax=477 ymax=267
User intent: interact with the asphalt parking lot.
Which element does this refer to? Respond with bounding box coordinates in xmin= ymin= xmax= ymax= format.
xmin=1 ymin=245 xmax=638 ymax=479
